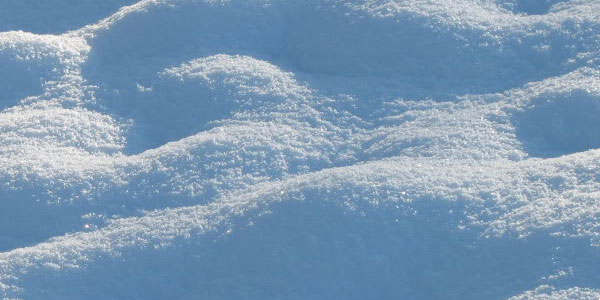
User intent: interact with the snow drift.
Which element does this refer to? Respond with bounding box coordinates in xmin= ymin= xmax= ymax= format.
xmin=1 ymin=0 xmax=600 ymax=299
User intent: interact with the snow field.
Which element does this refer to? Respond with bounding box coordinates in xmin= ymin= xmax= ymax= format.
xmin=1 ymin=0 xmax=600 ymax=299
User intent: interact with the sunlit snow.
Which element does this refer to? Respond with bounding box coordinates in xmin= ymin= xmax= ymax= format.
xmin=1 ymin=0 xmax=600 ymax=299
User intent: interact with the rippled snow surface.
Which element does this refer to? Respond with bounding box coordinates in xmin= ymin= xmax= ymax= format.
xmin=1 ymin=1 xmax=600 ymax=299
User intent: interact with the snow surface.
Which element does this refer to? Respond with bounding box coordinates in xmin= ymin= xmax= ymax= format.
xmin=1 ymin=0 xmax=600 ymax=299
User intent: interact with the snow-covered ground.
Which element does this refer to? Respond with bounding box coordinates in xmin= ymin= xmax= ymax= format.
xmin=1 ymin=0 xmax=600 ymax=299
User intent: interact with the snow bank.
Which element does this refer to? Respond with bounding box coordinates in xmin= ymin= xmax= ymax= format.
xmin=1 ymin=0 xmax=600 ymax=299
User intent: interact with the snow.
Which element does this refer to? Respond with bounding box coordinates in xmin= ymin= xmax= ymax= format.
xmin=1 ymin=0 xmax=600 ymax=299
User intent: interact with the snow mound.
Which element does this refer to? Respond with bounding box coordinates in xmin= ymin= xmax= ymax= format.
xmin=0 ymin=0 xmax=138 ymax=34
xmin=1 ymin=0 xmax=600 ymax=299
xmin=113 ymin=54 xmax=315 ymax=153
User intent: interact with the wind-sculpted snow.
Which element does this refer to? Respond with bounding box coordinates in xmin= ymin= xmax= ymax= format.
xmin=1 ymin=0 xmax=600 ymax=299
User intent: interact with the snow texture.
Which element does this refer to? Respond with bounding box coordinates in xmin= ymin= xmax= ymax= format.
xmin=1 ymin=0 xmax=600 ymax=299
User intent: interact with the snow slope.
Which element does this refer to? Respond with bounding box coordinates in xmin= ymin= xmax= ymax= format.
xmin=1 ymin=0 xmax=600 ymax=299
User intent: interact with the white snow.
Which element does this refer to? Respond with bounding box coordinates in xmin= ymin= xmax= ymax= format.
xmin=1 ymin=0 xmax=600 ymax=299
